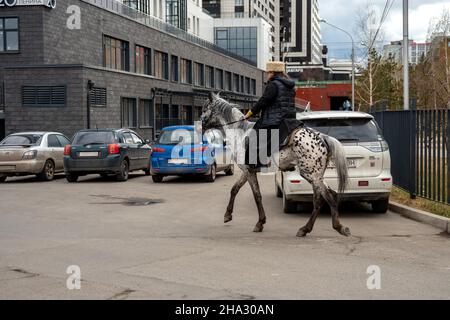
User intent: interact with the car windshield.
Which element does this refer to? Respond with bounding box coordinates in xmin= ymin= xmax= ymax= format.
xmin=72 ymin=131 xmax=117 ymax=146
xmin=0 ymin=134 xmax=43 ymax=146
xmin=302 ymin=118 xmax=382 ymax=142
xmin=157 ymin=130 xmax=202 ymax=145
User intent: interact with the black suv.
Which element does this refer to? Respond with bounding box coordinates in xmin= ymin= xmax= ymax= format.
xmin=64 ymin=129 xmax=152 ymax=182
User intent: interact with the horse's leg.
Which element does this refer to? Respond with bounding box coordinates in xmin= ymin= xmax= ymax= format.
xmin=297 ymin=185 xmax=324 ymax=237
xmin=318 ymin=181 xmax=351 ymax=237
xmin=247 ymin=171 xmax=266 ymax=232
xmin=225 ymin=172 xmax=248 ymax=223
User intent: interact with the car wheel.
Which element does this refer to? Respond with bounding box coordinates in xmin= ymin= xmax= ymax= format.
xmin=66 ymin=174 xmax=79 ymax=183
xmin=205 ymin=164 xmax=217 ymax=183
xmin=283 ymin=190 xmax=297 ymax=214
xmin=144 ymin=162 xmax=151 ymax=176
xmin=152 ymin=175 xmax=163 ymax=183
xmin=0 ymin=175 xmax=7 ymax=183
xmin=116 ymin=160 xmax=129 ymax=182
xmin=275 ymin=182 xmax=282 ymax=198
xmin=372 ymin=198 xmax=389 ymax=214
xmin=224 ymin=164 xmax=234 ymax=176
xmin=37 ymin=160 xmax=55 ymax=181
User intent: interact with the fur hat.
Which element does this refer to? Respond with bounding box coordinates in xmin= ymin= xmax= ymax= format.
xmin=266 ymin=61 xmax=285 ymax=72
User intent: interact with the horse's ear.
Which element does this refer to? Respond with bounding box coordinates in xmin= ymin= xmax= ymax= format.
xmin=208 ymin=92 xmax=215 ymax=102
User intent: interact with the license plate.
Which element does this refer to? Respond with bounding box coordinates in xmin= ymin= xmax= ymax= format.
xmin=168 ymin=158 xmax=188 ymax=164
xmin=79 ymin=152 xmax=99 ymax=157
xmin=328 ymin=159 xmax=357 ymax=169
xmin=0 ymin=165 xmax=16 ymax=171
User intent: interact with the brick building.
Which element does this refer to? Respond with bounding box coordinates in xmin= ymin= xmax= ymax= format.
xmin=0 ymin=0 xmax=264 ymax=140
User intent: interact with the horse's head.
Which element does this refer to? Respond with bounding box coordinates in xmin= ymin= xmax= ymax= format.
xmin=200 ymin=92 xmax=226 ymax=134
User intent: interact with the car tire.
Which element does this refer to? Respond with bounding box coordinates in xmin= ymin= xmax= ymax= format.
xmin=0 ymin=175 xmax=7 ymax=183
xmin=152 ymin=175 xmax=163 ymax=183
xmin=224 ymin=164 xmax=234 ymax=176
xmin=37 ymin=160 xmax=55 ymax=181
xmin=276 ymin=183 xmax=282 ymax=198
xmin=372 ymin=198 xmax=389 ymax=214
xmin=144 ymin=161 xmax=151 ymax=176
xmin=66 ymin=174 xmax=79 ymax=183
xmin=116 ymin=160 xmax=129 ymax=182
xmin=205 ymin=164 xmax=217 ymax=183
xmin=283 ymin=191 xmax=298 ymax=214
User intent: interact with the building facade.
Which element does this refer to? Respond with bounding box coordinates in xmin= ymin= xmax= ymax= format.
xmin=213 ymin=17 xmax=272 ymax=69
xmin=0 ymin=0 xmax=264 ymax=140
xmin=382 ymin=40 xmax=431 ymax=65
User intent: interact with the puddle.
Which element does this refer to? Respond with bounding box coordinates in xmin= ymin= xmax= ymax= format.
xmin=90 ymin=195 xmax=164 ymax=206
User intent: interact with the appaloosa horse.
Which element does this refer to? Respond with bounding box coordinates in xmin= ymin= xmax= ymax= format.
xmin=200 ymin=93 xmax=351 ymax=237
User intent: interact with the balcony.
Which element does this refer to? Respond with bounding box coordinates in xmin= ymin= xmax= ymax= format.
xmin=82 ymin=0 xmax=256 ymax=67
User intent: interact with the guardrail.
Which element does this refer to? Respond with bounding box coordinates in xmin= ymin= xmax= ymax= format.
xmin=82 ymin=0 xmax=257 ymax=67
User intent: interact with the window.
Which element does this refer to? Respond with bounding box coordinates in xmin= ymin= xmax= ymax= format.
xmin=180 ymin=58 xmax=192 ymax=84
xmin=121 ymin=98 xmax=137 ymax=128
xmin=56 ymin=135 xmax=71 ymax=147
xmin=135 ymin=45 xmax=151 ymax=75
xmin=171 ymin=104 xmax=179 ymax=119
xmin=214 ymin=27 xmax=258 ymax=64
xmin=22 ymin=86 xmax=66 ymax=107
xmin=245 ymin=77 xmax=250 ymax=94
xmin=139 ymin=99 xmax=153 ymax=128
xmin=224 ymin=71 xmax=232 ymax=91
xmin=233 ymin=74 xmax=240 ymax=92
xmin=103 ymin=35 xmax=129 ymax=71
xmin=171 ymin=55 xmax=179 ymax=82
xmin=0 ymin=17 xmax=19 ymax=52
xmin=47 ymin=135 xmax=61 ymax=148
xmin=205 ymin=66 xmax=214 ymax=88
xmin=123 ymin=0 xmax=151 ymax=14
xmin=240 ymin=76 xmax=245 ymax=93
xmin=194 ymin=106 xmax=202 ymax=121
xmin=154 ymin=51 xmax=169 ymax=79
xmin=130 ymin=132 xmax=144 ymax=144
xmin=193 ymin=62 xmax=204 ymax=87
xmin=215 ymin=69 xmax=223 ymax=90
xmin=89 ymin=87 xmax=107 ymax=107
xmin=180 ymin=105 xmax=193 ymax=124
xmin=122 ymin=132 xmax=135 ymax=144
xmin=251 ymin=79 xmax=256 ymax=95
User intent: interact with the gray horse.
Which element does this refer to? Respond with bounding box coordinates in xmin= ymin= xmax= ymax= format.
xmin=201 ymin=93 xmax=351 ymax=237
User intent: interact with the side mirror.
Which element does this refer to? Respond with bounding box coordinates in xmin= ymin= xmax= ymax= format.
xmin=144 ymin=139 xmax=150 ymax=145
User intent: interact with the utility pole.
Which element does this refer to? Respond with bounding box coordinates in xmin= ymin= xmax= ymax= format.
xmin=403 ymin=0 xmax=409 ymax=110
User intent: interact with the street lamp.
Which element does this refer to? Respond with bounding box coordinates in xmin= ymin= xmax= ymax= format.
xmin=320 ymin=19 xmax=355 ymax=111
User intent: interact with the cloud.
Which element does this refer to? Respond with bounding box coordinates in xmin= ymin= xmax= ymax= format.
xmin=320 ymin=0 xmax=450 ymax=59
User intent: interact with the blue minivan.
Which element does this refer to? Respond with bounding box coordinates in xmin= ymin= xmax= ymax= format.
xmin=150 ymin=126 xmax=234 ymax=183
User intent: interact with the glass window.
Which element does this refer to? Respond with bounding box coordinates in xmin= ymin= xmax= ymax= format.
xmin=224 ymin=72 xmax=232 ymax=91
xmin=215 ymin=69 xmax=223 ymax=89
xmin=139 ymin=99 xmax=153 ymax=128
xmin=135 ymin=45 xmax=151 ymax=75
xmin=130 ymin=132 xmax=144 ymax=144
xmin=154 ymin=51 xmax=169 ymax=79
xmin=121 ymin=98 xmax=137 ymax=128
xmin=0 ymin=18 xmax=19 ymax=52
xmin=205 ymin=66 xmax=214 ymax=89
xmin=1 ymin=134 xmax=42 ymax=146
xmin=171 ymin=55 xmax=179 ymax=82
xmin=73 ymin=132 xmax=117 ymax=145
xmin=47 ymin=135 xmax=61 ymax=148
xmin=103 ymin=35 xmax=129 ymax=71
xmin=122 ymin=132 xmax=135 ymax=144
xmin=193 ymin=62 xmax=204 ymax=86
xmin=56 ymin=135 xmax=71 ymax=147
xmin=180 ymin=58 xmax=192 ymax=84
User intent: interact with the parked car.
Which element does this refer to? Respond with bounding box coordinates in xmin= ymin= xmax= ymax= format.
xmin=64 ymin=129 xmax=152 ymax=182
xmin=150 ymin=125 xmax=234 ymax=183
xmin=0 ymin=131 xmax=70 ymax=182
xmin=275 ymin=111 xmax=393 ymax=213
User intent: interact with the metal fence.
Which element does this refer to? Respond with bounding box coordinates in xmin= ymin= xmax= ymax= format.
xmin=372 ymin=109 xmax=450 ymax=204
xmin=82 ymin=0 xmax=257 ymax=67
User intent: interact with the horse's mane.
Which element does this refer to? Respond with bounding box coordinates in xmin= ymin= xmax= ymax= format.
xmin=213 ymin=96 xmax=243 ymax=124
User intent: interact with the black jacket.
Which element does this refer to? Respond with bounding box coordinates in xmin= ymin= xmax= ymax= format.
xmin=251 ymin=76 xmax=296 ymax=127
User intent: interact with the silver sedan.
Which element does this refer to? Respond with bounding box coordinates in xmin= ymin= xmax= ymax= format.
xmin=0 ymin=132 xmax=71 ymax=182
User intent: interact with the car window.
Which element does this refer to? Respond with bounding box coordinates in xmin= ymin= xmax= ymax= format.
xmin=47 ymin=135 xmax=62 ymax=148
xmin=72 ymin=131 xmax=117 ymax=145
xmin=122 ymin=132 xmax=135 ymax=144
xmin=302 ymin=118 xmax=382 ymax=142
xmin=130 ymin=133 xmax=143 ymax=144
xmin=157 ymin=130 xmax=199 ymax=145
xmin=0 ymin=134 xmax=43 ymax=146
xmin=56 ymin=135 xmax=71 ymax=147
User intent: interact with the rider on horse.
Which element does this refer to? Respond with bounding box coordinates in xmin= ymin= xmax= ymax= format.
xmin=244 ymin=61 xmax=297 ymax=169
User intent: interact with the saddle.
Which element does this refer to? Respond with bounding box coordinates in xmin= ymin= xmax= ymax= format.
xmin=279 ymin=119 xmax=304 ymax=149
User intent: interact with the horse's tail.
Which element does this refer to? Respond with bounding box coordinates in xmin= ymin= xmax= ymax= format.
xmin=322 ymin=135 xmax=348 ymax=195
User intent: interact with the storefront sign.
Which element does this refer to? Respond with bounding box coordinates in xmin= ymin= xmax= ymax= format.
xmin=0 ymin=0 xmax=56 ymax=8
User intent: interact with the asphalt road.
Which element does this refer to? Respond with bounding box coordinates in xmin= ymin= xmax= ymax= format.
xmin=0 ymin=171 xmax=449 ymax=299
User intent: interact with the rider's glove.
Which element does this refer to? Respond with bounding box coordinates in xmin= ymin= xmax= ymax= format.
xmin=244 ymin=111 xmax=253 ymax=120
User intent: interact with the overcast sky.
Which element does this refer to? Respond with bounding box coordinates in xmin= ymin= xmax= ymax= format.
xmin=320 ymin=0 xmax=450 ymax=60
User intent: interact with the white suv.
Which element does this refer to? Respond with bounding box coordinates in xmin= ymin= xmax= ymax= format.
xmin=275 ymin=111 xmax=392 ymax=214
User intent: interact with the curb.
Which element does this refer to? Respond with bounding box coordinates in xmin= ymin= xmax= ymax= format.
xmin=389 ymin=201 xmax=450 ymax=234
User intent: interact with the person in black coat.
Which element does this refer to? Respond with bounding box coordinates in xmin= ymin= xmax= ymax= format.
xmin=244 ymin=61 xmax=297 ymax=169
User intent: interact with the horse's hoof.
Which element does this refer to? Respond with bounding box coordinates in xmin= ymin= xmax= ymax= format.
xmin=340 ymin=227 xmax=351 ymax=237
xmin=253 ymin=225 xmax=264 ymax=233
xmin=296 ymin=228 xmax=308 ymax=237
xmin=224 ymin=215 xmax=233 ymax=223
